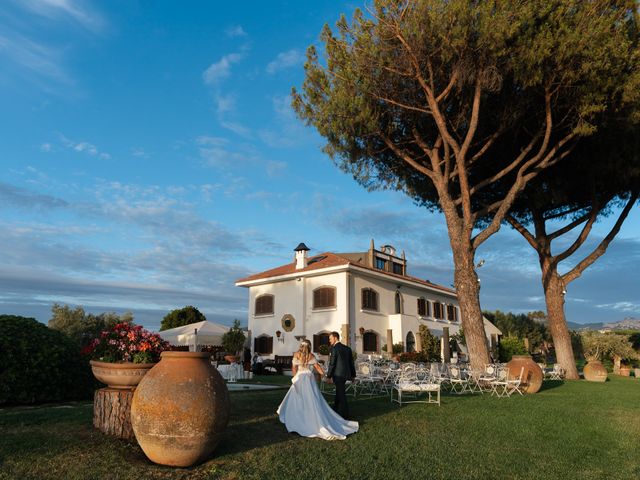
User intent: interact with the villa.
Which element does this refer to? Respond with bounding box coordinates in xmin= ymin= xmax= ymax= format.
xmin=235 ymin=240 xmax=501 ymax=358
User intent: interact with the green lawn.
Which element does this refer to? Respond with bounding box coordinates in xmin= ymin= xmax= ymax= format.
xmin=1 ymin=376 xmax=639 ymax=480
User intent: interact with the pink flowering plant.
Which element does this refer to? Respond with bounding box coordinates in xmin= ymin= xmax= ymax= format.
xmin=84 ymin=322 xmax=169 ymax=364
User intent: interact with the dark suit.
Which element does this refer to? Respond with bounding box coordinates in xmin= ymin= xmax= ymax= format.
xmin=327 ymin=341 xmax=356 ymax=419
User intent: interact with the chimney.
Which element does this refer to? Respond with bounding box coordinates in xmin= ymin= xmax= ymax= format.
xmin=294 ymin=242 xmax=310 ymax=270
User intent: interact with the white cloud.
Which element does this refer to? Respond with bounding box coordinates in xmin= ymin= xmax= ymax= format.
xmin=196 ymin=136 xmax=258 ymax=169
xmin=0 ymin=31 xmax=71 ymax=84
xmin=202 ymin=52 xmax=243 ymax=85
xmin=220 ymin=120 xmax=252 ymax=138
xmin=225 ymin=25 xmax=247 ymax=37
xmin=131 ymin=148 xmax=149 ymax=158
xmin=19 ymin=0 xmax=105 ymax=32
xmin=40 ymin=143 xmax=52 ymax=152
xmin=215 ymin=93 xmax=236 ymax=115
xmin=60 ymin=135 xmax=111 ymax=159
xmin=266 ymin=49 xmax=304 ymax=74
xmin=266 ymin=161 xmax=286 ymax=177
xmin=596 ymin=301 xmax=640 ymax=313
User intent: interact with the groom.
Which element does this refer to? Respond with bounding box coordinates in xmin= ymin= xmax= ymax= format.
xmin=326 ymin=331 xmax=356 ymax=419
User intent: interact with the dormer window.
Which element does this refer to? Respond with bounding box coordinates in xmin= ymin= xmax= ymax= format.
xmin=392 ymin=262 xmax=403 ymax=275
xmin=375 ymin=257 xmax=386 ymax=270
xmin=255 ymin=294 xmax=274 ymax=316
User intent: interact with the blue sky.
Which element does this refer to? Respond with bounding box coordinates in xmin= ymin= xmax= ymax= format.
xmin=1 ymin=0 xmax=638 ymax=331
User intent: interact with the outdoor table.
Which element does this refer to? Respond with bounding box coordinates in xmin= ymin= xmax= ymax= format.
xmin=217 ymin=363 xmax=243 ymax=382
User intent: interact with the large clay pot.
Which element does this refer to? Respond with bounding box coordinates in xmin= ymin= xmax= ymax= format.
xmin=506 ymin=355 xmax=543 ymax=394
xmin=618 ymin=366 xmax=631 ymax=377
xmin=130 ymin=352 xmax=230 ymax=467
xmin=90 ymin=360 xmax=154 ymax=389
xmin=583 ymin=360 xmax=608 ymax=382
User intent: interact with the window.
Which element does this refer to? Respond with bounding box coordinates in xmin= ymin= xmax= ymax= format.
xmin=363 ymin=331 xmax=378 ymax=353
xmin=394 ymin=291 xmax=403 ymax=314
xmin=254 ymin=335 xmax=273 ymax=355
xmin=434 ymin=301 xmax=444 ymax=319
xmin=406 ymin=332 xmax=416 ymax=352
xmin=447 ymin=304 xmax=458 ymax=322
xmin=361 ymin=288 xmax=379 ymax=311
xmin=375 ymin=257 xmax=386 ymax=270
xmin=255 ymin=294 xmax=274 ymax=316
xmin=313 ymin=332 xmax=330 ymax=353
xmin=313 ymin=287 xmax=336 ymax=309
xmin=392 ymin=262 xmax=403 ymax=275
xmin=417 ymin=297 xmax=426 ymax=316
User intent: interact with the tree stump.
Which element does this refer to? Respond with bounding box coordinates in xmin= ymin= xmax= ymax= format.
xmin=93 ymin=387 xmax=135 ymax=440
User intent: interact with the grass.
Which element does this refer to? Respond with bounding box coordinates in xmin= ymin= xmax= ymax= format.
xmin=1 ymin=376 xmax=640 ymax=480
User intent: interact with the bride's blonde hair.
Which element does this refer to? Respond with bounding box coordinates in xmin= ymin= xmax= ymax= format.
xmin=298 ymin=340 xmax=312 ymax=367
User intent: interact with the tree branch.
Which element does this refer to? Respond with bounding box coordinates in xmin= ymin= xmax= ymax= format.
xmin=562 ymin=191 xmax=639 ymax=284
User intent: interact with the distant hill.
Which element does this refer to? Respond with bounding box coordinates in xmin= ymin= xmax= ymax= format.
xmin=567 ymin=317 xmax=640 ymax=331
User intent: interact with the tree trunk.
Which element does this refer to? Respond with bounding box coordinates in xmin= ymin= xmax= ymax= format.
xmin=543 ymin=272 xmax=580 ymax=380
xmin=451 ymin=242 xmax=491 ymax=371
xmin=93 ymin=387 xmax=136 ymax=440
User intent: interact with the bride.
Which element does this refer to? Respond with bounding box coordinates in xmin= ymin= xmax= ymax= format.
xmin=277 ymin=340 xmax=358 ymax=440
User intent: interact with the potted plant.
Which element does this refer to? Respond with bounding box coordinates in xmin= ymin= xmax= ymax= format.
xmin=221 ymin=320 xmax=246 ymax=363
xmin=580 ymin=331 xmax=609 ymax=382
xmin=85 ymin=323 xmax=169 ymax=389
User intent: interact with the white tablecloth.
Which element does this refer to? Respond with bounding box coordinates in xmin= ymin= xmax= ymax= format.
xmin=217 ymin=363 xmax=244 ymax=382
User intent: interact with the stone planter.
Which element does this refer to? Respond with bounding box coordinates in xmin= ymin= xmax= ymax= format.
xmin=506 ymin=355 xmax=543 ymax=394
xmin=90 ymin=360 xmax=155 ymax=389
xmin=583 ymin=360 xmax=608 ymax=382
xmin=618 ymin=366 xmax=631 ymax=377
xmin=131 ymin=351 xmax=230 ymax=467
xmin=634 ymin=368 xmax=640 ymax=378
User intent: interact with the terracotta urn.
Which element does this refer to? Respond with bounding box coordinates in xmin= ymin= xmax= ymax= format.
xmin=90 ymin=360 xmax=155 ymax=389
xmin=618 ymin=366 xmax=631 ymax=377
xmin=583 ymin=360 xmax=608 ymax=382
xmin=130 ymin=352 xmax=230 ymax=467
xmin=506 ymin=355 xmax=543 ymax=394
xmin=224 ymin=355 xmax=239 ymax=363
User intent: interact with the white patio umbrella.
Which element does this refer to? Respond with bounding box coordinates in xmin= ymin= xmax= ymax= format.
xmin=157 ymin=320 xmax=229 ymax=349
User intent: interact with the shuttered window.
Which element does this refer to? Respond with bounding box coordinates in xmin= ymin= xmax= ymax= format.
xmin=417 ymin=297 xmax=426 ymax=316
xmin=254 ymin=336 xmax=273 ymax=354
xmin=313 ymin=287 xmax=336 ymax=309
xmin=255 ymin=295 xmax=274 ymax=315
xmin=363 ymin=331 xmax=378 ymax=353
xmin=434 ymin=302 xmax=444 ymax=319
xmin=361 ymin=288 xmax=379 ymax=311
xmin=447 ymin=304 xmax=458 ymax=322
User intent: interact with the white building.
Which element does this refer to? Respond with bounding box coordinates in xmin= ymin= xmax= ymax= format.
xmin=235 ymin=240 xmax=500 ymax=358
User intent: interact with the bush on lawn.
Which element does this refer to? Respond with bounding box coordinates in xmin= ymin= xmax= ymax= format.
xmin=0 ymin=315 xmax=94 ymax=405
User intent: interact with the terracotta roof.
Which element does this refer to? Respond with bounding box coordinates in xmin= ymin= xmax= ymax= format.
xmin=235 ymin=252 xmax=349 ymax=284
xmin=235 ymin=252 xmax=456 ymax=295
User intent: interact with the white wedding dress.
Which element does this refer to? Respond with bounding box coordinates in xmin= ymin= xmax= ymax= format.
xmin=277 ymin=356 xmax=359 ymax=440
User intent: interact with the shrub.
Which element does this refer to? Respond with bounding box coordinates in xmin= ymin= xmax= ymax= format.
xmin=398 ymin=351 xmax=432 ymax=363
xmin=382 ymin=342 xmax=404 ymax=354
xmin=498 ymin=336 xmax=528 ymax=362
xmin=0 ymin=315 xmax=94 ymax=406
xmin=317 ymin=344 xmax=331 ymax=356
xmin=221 ymin=320 xmax=246 ymax=356
xmin=418 ymin=324 xmax=441 ymax=361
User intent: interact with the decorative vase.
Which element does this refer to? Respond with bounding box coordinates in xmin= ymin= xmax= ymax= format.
xmin=583 ymin=360 xmax=608 ymax=382
xmin=618 ymin=366 xmax=631 ymax=377
xmin=90 ymin=360 xmax=155 ymax=389
xmin=130 ymin=352 xmax=230 ymax=467
xmin=506 ymin=355 xmax=543 ymax=394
